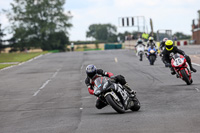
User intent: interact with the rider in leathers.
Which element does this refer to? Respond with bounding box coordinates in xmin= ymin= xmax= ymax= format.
xmin=147 ymin=37 xmax=156 ymax=48
xmin=159 ymin=38 xmax=168 ymax=52
xmin=162 ymin=40 xmax=197 ymax=74
xmin=135 ymin=38 xmax=145 ymax=48
xmin=85 ymin=64 xmax=135 ymax=109
xmin=159 ymin=38 xmax=168 ymax=66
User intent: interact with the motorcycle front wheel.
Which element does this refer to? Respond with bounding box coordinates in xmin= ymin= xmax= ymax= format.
xmin=150 ymin=55 xmax=155 ymax=65
xmin=180 ymin=69 xmax=191 ymax=85
xmin=105 ymin=94 xmax=125 ymax=114
xmin=130 ymin=96 xmax=140 ymax=111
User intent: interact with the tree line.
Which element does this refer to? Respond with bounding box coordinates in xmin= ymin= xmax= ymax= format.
xmin=1 ymin=0 xmax=72 ymax=52
xmin=84 ymin=24 xmax=192 ymax=44
xmin=0 ymin=0 xmax=192 ymax=52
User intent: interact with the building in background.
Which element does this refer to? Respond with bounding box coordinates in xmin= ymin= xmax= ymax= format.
xmin=192 ymin=10 xmax=200 ymax=44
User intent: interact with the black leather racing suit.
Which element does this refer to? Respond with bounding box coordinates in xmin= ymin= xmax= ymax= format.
xmin=85 ymin=69 xmax=127 ymax=109
xmin=159 ymin=41 xmax=165 ymax=51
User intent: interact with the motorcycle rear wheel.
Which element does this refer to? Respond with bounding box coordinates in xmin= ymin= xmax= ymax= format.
xmin=105 ymin=94 xmax=125 ymax=114
xmin=180 ymin=69 xmax=191 ymax=85
xmin=140 ymin=54 xmax=143 ymax=61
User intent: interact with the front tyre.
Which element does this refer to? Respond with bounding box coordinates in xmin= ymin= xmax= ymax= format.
xmin=180 ymin=69 xmax=191 ymax=85
xmin=105 ymin=94 xmax=125 ymax=114
xmin=130 ymin=96 xmax=140 ymax=111
xmin=190 ymin=79 xmax=193 ymax=84
xmin=150 ymin=55 xmax=155 ymax=65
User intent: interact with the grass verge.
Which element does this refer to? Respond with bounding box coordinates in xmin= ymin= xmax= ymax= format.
xmin=0 ymin=52 xmax=48 ymax=70
xmin=0 ymin=64 xmax=14 ymax=69
xmin=76 ymin=48 xmax=103 ymax=51
xmin=0 ymin=52 xmax=48 ymax=63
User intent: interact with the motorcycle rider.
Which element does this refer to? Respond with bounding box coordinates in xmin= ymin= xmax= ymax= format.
xmin=147 ymin=37 xmax=156 ymax=48
xmin=85 ymin=64 xmax=136 ymax=109
xmin=159 ymin=38 xmax=168 ymax=66
xmin=162 ymin=40 xmax=197 ymax=75
xmin=159 ymin=38 xmax=168 ymax=52
xmin=135 ymin=38 xmax=145 ymax=48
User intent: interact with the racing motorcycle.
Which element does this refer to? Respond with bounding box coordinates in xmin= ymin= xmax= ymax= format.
xmin=93 ymin=76 xmax=140 ymax=113
xmin=147 ymin=45 xmax=157 ymax=65
xmin=170 ymin=53 xmax=193 ymax=85
xmin=135 ymin=44 xmax=145 ymax=61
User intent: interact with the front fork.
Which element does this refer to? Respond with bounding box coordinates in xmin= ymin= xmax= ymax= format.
xmin=176 ymin=67 xmax=191 ymax=80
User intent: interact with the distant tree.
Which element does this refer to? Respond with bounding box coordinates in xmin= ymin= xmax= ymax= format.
xmin=4 ymin=0 xmax=72 ymax=51
xmin=45 ymin=31 xmax=69 ymax=51
xmin=0 ymin=24 xmax=6 ymax=53
xmin=173 ymin=32 xmax=191 ymax=40
xmin=86 ymin=24 xmax=117 ymax=42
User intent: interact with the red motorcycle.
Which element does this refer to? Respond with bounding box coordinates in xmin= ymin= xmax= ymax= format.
xmin=171 ymin=53 xmax=193 ymax=85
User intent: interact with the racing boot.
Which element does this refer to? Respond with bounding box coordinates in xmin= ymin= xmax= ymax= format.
xmin=123 ymin=83 xmax=136 ymax=95
xmin=190 ymin=67 xmax=197 ymax=73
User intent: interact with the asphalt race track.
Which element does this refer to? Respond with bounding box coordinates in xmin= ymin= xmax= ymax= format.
xmin=0 ymin=47 xmax=200 ymax=133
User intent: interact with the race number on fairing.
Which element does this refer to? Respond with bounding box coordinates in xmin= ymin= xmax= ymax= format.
xmin=173 ymin=58 xmax=184 ymax=66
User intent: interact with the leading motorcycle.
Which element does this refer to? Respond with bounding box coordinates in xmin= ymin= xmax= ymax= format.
xmin=170 ymin=53 xmax=193 ymax=85
xmin=147 ymin=45 xmax=157 ymax=65
xmin=93 ymin=76 xmax=140 ymax=113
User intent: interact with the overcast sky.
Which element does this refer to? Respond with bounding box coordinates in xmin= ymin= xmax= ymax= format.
xmin=1 ymin=0 xmax=200 ymax=41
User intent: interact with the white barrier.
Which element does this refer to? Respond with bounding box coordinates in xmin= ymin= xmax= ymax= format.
xmin=124 ymin=40 xmax=137 ymax=50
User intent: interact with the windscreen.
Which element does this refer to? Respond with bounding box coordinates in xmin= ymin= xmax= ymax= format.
xmin=93 ymin=77 xmax=109 ymax=94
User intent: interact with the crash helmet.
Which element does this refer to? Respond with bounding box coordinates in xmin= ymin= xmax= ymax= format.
xmin=137 ymin=39 xmax=143 ymax=44
xmin=149 ymin=37 xmax=154 ymax=43
xmin=86 ymin=64 xmax=97 ymax=79
xmin=162 ymin=37 xmax=168 ymax=42
xmin=165 ymin=40 xmax=174 ymax=51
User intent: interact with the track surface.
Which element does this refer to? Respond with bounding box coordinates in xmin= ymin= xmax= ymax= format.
xmin=0 ymin=46 xmax=200 ymax=133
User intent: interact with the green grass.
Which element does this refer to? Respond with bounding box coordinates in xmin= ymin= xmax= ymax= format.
xmin=76 ymin=48 xmax=102 ymax=51
xmin=0 ymin=52 xmax=48 ymax=63
xmin=0 ymin=64 xmax=14 ymax=69
xmin=84 ymin=48 xmax=102 ymax=51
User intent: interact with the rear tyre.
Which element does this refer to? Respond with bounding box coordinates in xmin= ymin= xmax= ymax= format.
xmin=130 ymin=96 xmax=140 ymax=111
xmin=140 ymin=53 xmax=143 ymax=61
xmin=180 ymin=69 xmax=191 ymax=85
xmin=105 ymin=94 xmax=125 ymax=114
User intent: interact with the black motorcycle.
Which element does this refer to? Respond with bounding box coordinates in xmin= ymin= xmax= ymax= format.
xmin=93 ymin=76 xmax=140 ymax=113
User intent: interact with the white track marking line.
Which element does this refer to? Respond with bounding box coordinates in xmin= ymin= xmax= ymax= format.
xmin=33 ymin=68 xmax=61 ymax=96
xmin=33 ymin=90 xmax=41 ymax=97
xmin=195 ymin=88 xmax=200 ymax=92
xmin=115 ymin=57 xmax=118 ymax=63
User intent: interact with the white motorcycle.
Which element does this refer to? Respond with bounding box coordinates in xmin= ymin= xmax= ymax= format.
xmin=135 ymin=44 xmax=145 ymax=61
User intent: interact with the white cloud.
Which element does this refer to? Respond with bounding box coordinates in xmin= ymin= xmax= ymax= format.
xmin=114 ymin=0 xmax=160 ymax=9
